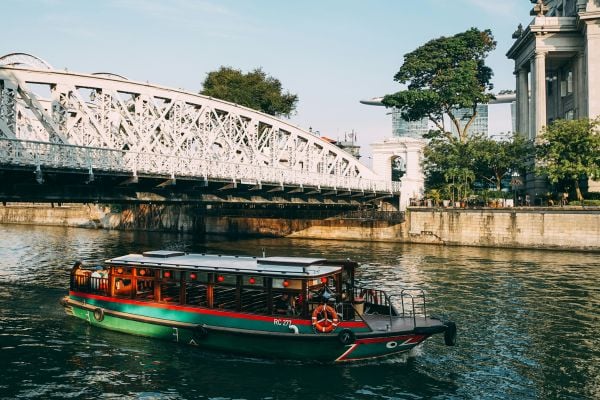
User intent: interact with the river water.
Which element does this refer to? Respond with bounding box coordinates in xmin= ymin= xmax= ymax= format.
xmin=0 ymin=224 xmax=598 ymax=400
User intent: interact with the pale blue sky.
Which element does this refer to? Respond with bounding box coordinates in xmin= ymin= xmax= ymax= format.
xmin=2 ymin=0 xmax=532 ymax=162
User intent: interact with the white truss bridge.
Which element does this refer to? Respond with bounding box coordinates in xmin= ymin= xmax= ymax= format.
xmin=0 ymin=53 xmax=400 ymax=199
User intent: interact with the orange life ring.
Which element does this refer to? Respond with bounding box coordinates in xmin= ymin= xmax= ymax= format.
xmin=311 ymin=304 xmax=339 ymax=333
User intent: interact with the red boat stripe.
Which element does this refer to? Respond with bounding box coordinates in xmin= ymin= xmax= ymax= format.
xmin=336 ymin=335 xmax=427 ymax=362
xmin=69 ymin=291 xmax=368 ymax=329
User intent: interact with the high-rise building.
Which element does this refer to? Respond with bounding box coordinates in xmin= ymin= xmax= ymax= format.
xmin=391 ymin=109 xmax=429 ymax=138
xmin=448 ymin=104 xmax=489 ymax=136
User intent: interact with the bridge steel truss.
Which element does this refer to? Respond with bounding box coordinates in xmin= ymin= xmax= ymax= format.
xmin=0 ymin=54 xmax=400 ymax=207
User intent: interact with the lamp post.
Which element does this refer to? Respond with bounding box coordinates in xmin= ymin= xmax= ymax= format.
xmin=511 ymin=171 xmax=522 ymax=206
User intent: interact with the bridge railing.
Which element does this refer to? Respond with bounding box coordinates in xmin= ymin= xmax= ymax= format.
xmin=0 ymin=138 xmax=401 ymax=193
xmin=0 ymin=138 xmax=125 ymax=171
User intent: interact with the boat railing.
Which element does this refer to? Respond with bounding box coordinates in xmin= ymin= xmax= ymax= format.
xmin=389 ymin=289 xmax=427 ymax=328
xmin=71 ymin=274 xmax=109 ymax=296
xmin=353 ymin=286 xmax=389 ymax=307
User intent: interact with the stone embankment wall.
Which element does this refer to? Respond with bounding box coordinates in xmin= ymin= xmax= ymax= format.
xmin=0 ymin=203 xmax=104 ymax=228
xmin=205 ymin=216 xmax=405 ymax=241
xmin=0 ymin=203 xmax=202 ymax=231
xmin=1 ymin=203 xmax=599 ymax=251
xmin=0 ymin=203 xmax=404 ymax=240
xmin=406 ymin=208 xmax=600 ymax=251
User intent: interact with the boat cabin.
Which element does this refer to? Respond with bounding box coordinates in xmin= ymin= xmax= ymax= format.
xmin=70 ymin=250 xmax=360 ymax=320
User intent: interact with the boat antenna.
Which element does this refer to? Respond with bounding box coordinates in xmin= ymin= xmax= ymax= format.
xmin=262 ymin=247 xmax=266 ymax=258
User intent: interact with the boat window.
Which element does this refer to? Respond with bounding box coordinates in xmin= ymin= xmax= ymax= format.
xmin=114 ymin=266 xmax=133 ymax=298
xmin=214 ymin=274 xmax=237 ymax=310
xmin=215 ymin=274 xmax=236 ymax=285
xmin=241 ymin=285 xmax=268 ymax=314
xmin=136 ymin=268 xmax=155 ymax=301
xmin=161 ymin=270 xmax=180 ymax=280
xmin=272 ymin=278 xmax=301 ymax=290
xmin=160 ymin=280 xmax=180 ymax=303
xmin=114 ymin=266 xmax=132 ymax=275
xmin=187 ymin=271 xmax=208 ymax=283
xmin=137 ymin=268 xmax=151 ymax=278
xmin=242 ymin=276 xmax=263 ymax=287
xmin=272 ymin=291 xmax=302 ymax=316
xmin=186 ymin=280 xmax=207 ymax=306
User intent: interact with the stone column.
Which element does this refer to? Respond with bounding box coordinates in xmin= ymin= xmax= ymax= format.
xmin=515 ymin=70 xmax=521 ymax=134
xmin=575 ymin=51 xmax=587 ymax=118
xmin=517 ymin=68 xmax=530 ymax=135
xmin=586 ymin=21 xmax=600 ymax=118
xmin=529 ymin=57 xmax=536 ymax=139
xmin=533 ymin=50 xmax=547 ymax=137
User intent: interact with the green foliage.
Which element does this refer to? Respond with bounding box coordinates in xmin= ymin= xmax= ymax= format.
xmin=382 ymin=28 xmax=496 ymax=143
xmin=200 ymin=67 xmax=298 ymax=117
xmin=422 ymin=130 xmax=474 ymax=200
xmin=569 ymin=200 xmax=600 ymax=206
xmin=470 ymin=133 xmax=533 ymax=191
xmin=536 ymin=118 xmax=600 ymax=201
xmin=423 ymin=131 xmax=533 ymax=198
xmin=426 ymin=188 xmax=441 ymax=204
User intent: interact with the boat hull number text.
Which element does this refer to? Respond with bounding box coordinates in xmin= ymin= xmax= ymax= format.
xmin=273 ymin=318 xmax=292 ymax=326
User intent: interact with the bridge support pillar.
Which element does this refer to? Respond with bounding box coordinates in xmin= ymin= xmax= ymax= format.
xmin=371 ymin=137 xmax=426 ymax=210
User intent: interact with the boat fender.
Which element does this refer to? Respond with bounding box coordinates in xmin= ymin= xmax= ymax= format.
xmin=288 ymin=324 xmax=299 ymax=334
xmin=93 ymin=308 xmax=104 ymax=322
xmin=193 ymin=325 xmax=208 ymax=341
xmin=444 ymin=321 xmax=457 ymax=346
xmin=338 ymin=329 xmax=355 ymax=345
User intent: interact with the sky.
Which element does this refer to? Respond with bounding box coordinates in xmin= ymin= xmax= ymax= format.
xmin=1 ymin=0 xmax=533 ymax=164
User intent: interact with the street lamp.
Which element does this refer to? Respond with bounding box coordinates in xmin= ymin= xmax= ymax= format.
xmin=510 ymin=171 xmax=522 ymax=206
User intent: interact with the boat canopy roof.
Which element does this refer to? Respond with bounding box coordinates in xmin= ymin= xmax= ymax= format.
xmin=105 ymin=250 xmax=346 ymax=278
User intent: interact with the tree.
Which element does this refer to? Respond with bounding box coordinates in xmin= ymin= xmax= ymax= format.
xmin=470 ymin=134 xmax=533 ymax=191
xmin=200 ymin=67 xmax=298 ymax=117
xmin=382 ymin=28 xmax=496 ymax=143
xmin=421 ymin=130 xmax=475 ymax=196
xmin=422 ymin=131 xmax=534 ymax=198
xmin=536 ymin=118 xmax=600 ymax=201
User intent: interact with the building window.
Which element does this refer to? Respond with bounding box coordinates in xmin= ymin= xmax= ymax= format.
xmin=565 ymin=110 xmax=574 ymax=120
xmin=567 ymin=71 xmax=573 ymax=95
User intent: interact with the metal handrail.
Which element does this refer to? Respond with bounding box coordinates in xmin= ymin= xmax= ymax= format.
xmin=387 ymin=293 xmax=413 ymax=328
xmin=400 ymin=288 xmax=427 ymax=317
xmin=0 ymin=137 xmax=400 ymax=193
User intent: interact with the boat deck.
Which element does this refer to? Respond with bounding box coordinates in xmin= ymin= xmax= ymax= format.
xmin=362 ymin=314 xmax=443 ymax=333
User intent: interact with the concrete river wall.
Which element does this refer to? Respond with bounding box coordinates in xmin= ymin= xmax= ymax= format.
xmin=0 ymin=203 xmax=406 ymax=241
xmin=0 ymin=203 xmax=598 ymax=251
xmin=406 ymin=207 xmax=600 ymax=251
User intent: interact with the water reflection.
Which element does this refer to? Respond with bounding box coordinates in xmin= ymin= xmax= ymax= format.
xmin=0 ymin=224 xmax=599 ymax=399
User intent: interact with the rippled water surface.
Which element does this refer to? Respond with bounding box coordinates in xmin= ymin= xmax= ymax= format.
xmin=0 ymin=224 xmax=599 ymax=399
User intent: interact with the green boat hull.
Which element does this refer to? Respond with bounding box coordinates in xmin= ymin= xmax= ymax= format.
xmin=62 ymin=293 xmax=433 ymax=363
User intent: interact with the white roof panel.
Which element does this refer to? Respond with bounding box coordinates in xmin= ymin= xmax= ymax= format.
xmin=106 ymin=252 xmax=342 ymax=277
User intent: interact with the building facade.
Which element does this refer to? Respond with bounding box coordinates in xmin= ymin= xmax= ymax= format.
xmin=507 ymin=0 xmax=600 ymax=139
xmin=391 ymin=109 xmax=429 ymax=138
xmin=448 ymin=104 xmax=489 ymax=137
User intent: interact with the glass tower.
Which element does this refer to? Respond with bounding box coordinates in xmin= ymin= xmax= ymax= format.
xmin=449 ymin=104 xmax=488 ymax=136
xmin=391 ymin=109 xmax=429 ymax=138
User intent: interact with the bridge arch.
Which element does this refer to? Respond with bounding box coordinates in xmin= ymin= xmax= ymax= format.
xmin=0 ymin=53 xmax=53 ymax=70
xmin=0 ymin=54 xmax=399 ymax=196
